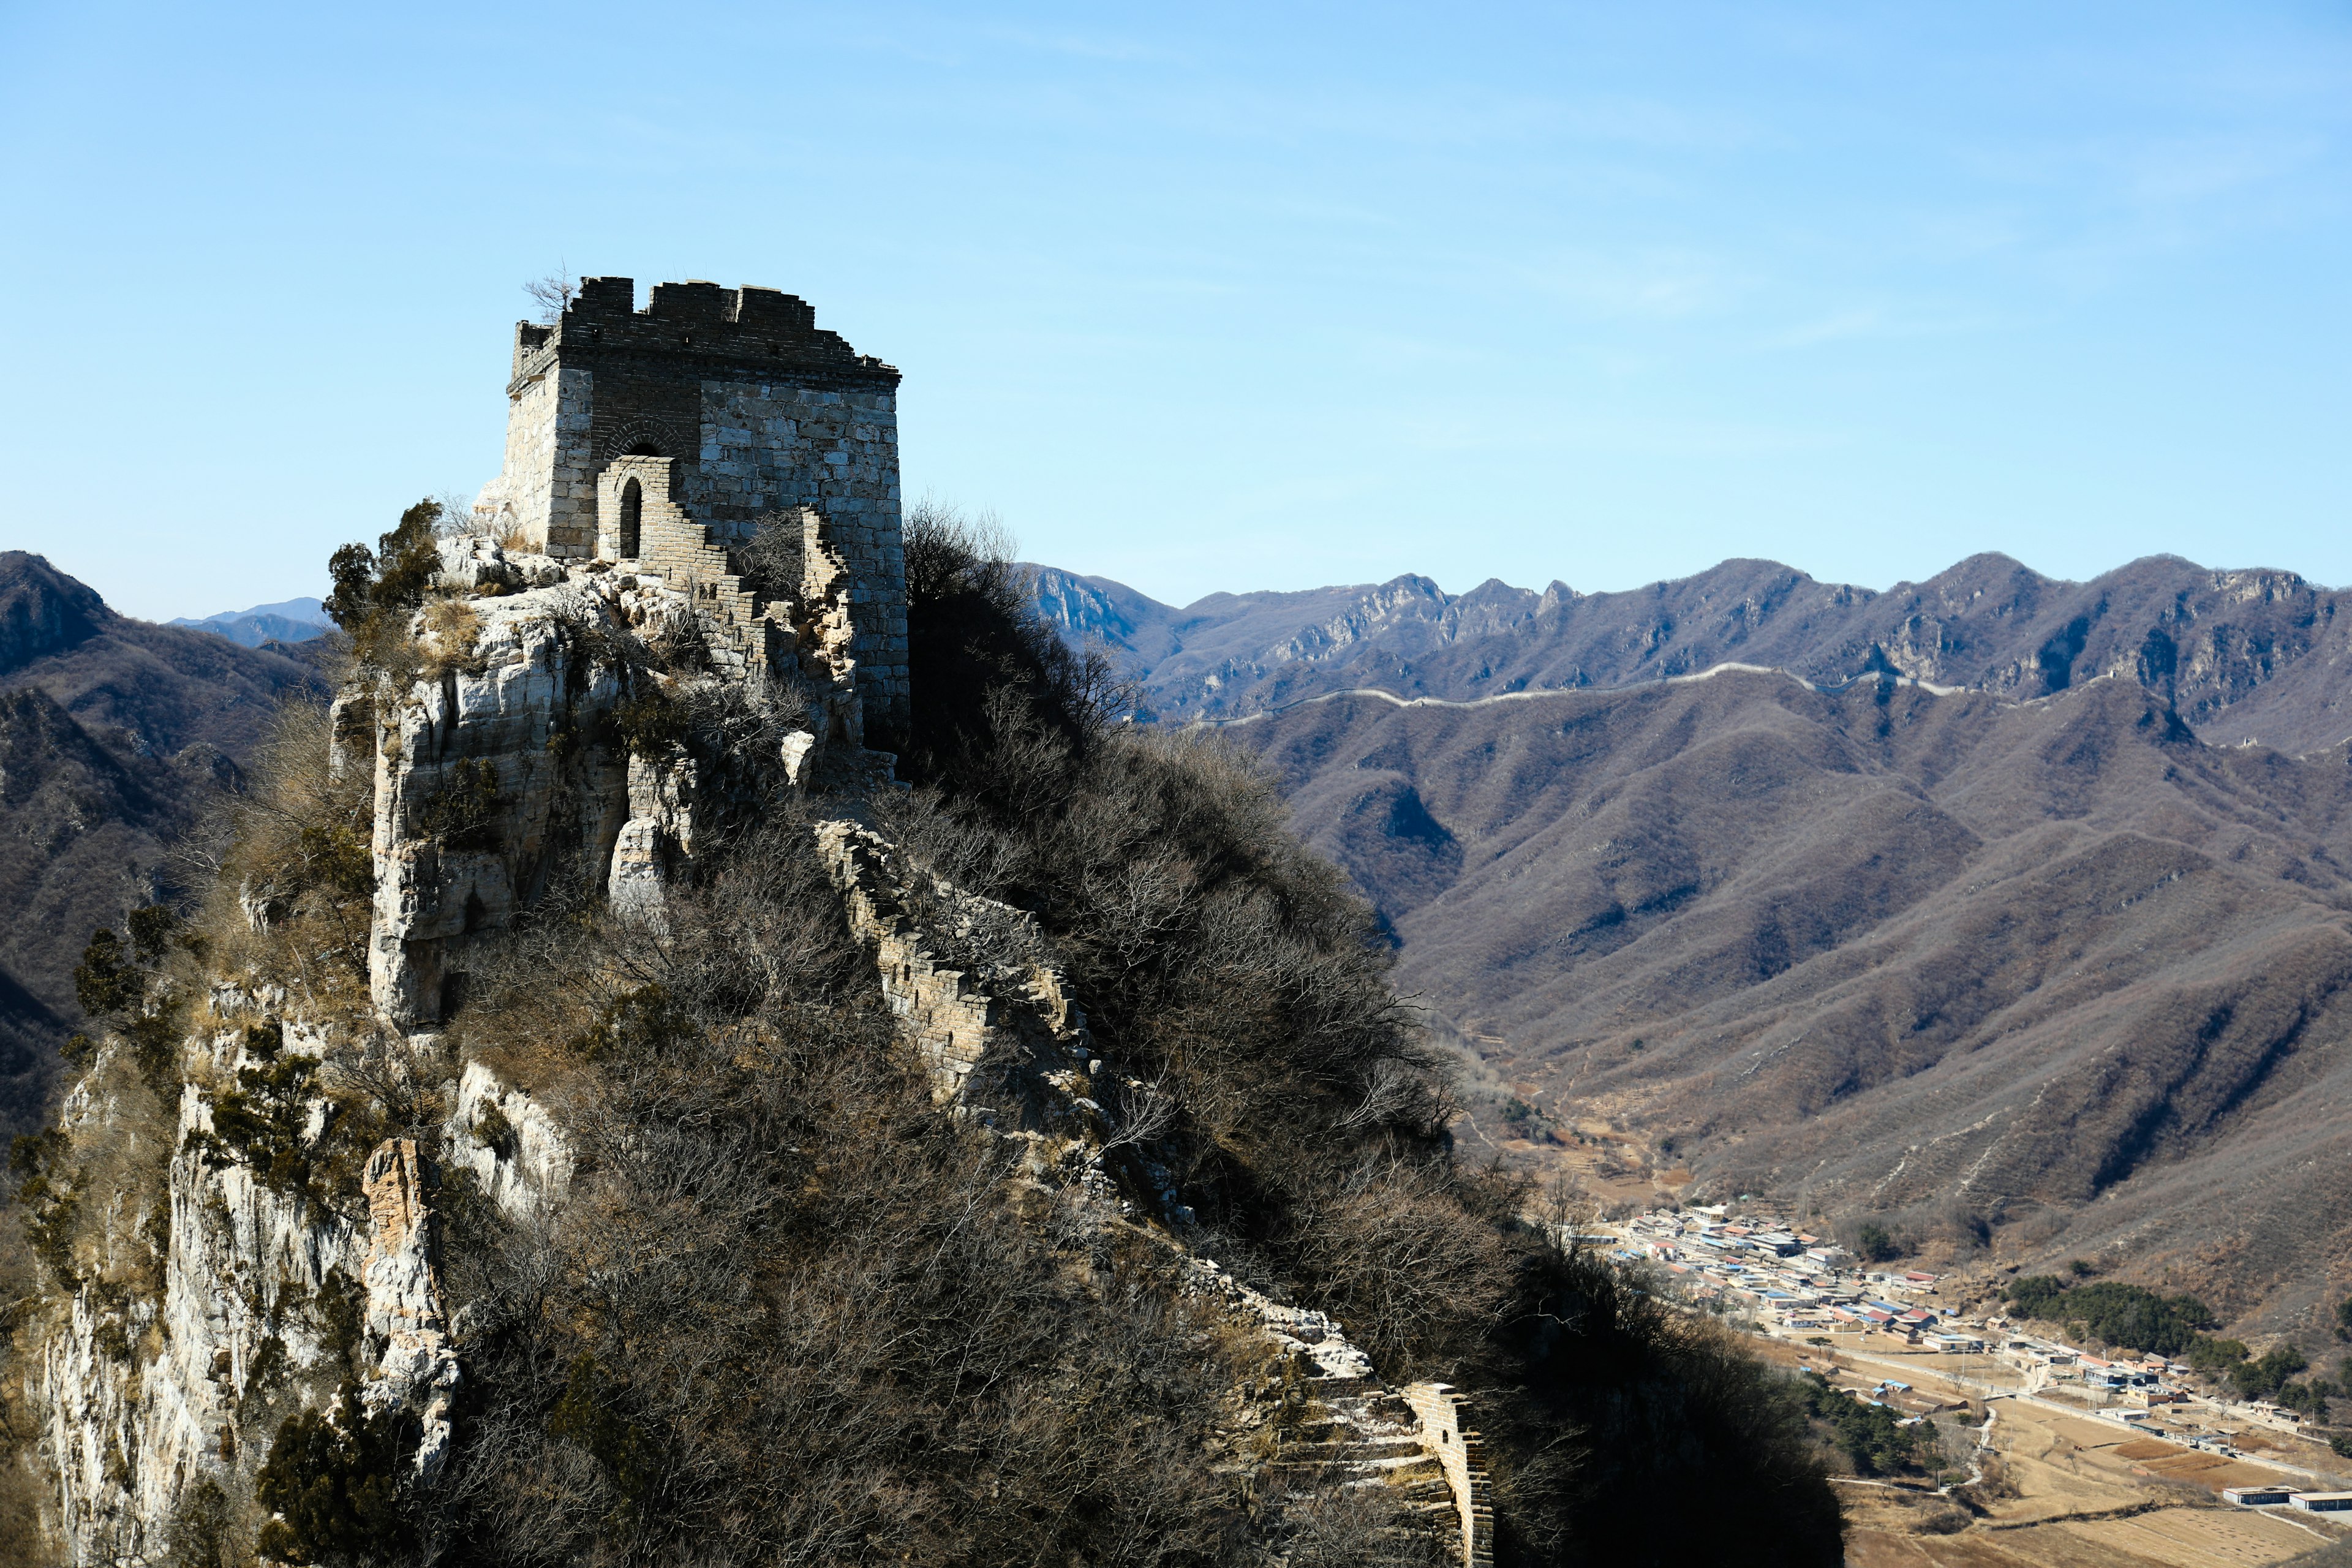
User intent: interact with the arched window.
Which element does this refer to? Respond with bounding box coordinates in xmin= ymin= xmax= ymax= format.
xmin=619 ymin=477 xmax=643 ymax=557
xmin=625 ymin=439 xmax=664 ymax=457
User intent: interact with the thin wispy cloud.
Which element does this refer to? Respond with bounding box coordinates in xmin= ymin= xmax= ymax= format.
xmin=1758 ymin=304 xmax=1999 ymax=352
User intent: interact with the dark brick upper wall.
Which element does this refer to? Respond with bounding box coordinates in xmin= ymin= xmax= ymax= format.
xmin=508 ymin=276 xmax=899 ymax=389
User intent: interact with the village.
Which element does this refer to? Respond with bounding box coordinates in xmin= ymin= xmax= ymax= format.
xmin=1577 ymin=1202 xmax=2352 ymax=1564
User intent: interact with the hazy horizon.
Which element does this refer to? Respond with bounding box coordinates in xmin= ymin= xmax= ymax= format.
xmin=129 ymin=543 xmax=2352 ymax=628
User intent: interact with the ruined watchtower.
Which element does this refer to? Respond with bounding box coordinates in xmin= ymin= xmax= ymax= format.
xmin=477 ymin=277 xmax=909 ymax=744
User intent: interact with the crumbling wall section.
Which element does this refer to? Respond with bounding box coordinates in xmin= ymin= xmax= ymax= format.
xmin=815 ymin=820 xmax=1072 ymax=1102
xmin=819 ymin=817 xmax=1480 ymax=1567
xmin=695 ymin=377 xmax=908 ymax=741
xmin=1403 ymin=1382 xmax=1496 ymax=1568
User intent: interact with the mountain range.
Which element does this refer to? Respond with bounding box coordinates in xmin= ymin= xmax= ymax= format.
xmin=167 ymin=595 xmax=333 ymax=647
xmin=1035 ymin=553 xmax=2352 ymax=1341
xmin=0 ymin=554 xmax=329 ymax=1131
xmin=11 ymin=546 xmax=2352 ymax=1342
xmin=1032 ymin=552 xmax=2352 ymax=752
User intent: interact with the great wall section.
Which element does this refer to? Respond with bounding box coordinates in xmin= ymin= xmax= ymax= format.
xmin=28 ymin=279 xmax=1491 ymax=1566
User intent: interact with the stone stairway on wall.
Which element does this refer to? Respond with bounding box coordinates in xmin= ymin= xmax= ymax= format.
xmin=596 ymin=455 xmax=830 ymax=682
xmin=1259 ymin=1383 xmax=1464 ymax=1550
xmin=816 ymin=817 xmax=1493 ymax=1568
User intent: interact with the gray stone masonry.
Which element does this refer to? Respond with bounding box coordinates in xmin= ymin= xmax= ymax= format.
xmin=1404 ymin=1382 xmax=1496 ymax=1567
xmin=816 ymin=820 xmax=1480 ymax=1566
xmin=480 ymin=277 xmax=908 ymax=747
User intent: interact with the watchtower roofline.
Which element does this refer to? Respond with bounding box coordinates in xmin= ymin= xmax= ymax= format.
xmin=480 ymin=274 xmax=908 ymax=745
xmin=508 ymin=277 xmax=900 ymax=392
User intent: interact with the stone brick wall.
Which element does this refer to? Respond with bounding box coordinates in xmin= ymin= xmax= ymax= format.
xmin=482 ymin=277 xmax=908 ymax=745
xmin=816 ymin=820 xmax=1057 ymax=1101
xmin=1404 ymin=1382 xmax=1496 ymax=1568
xmin=488 ymin=364 xmax=593 ymax=554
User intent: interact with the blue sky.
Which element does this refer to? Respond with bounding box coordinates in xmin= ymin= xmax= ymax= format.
xmin=1 ymin=2 xmax=2345 ymax=620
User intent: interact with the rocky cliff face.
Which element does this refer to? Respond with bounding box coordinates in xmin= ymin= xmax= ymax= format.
xmin=22 ymin=530 xmax=1483 ymax=1565
xmin=42 ymin=996 xmax=349 ymax=1560
xmin=21 ymin=519 xmax=901 ymax=1559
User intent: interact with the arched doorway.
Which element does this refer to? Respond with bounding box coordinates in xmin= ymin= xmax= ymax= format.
xmin=619 ymin=477 xmax=643 ymax=557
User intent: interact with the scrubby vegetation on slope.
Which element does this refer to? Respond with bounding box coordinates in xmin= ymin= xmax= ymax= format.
xmin=2002 ymin=1276 xmax=2214 ymax=1359
xmin=3 ymin=505 xmax=1845 ymax=1567
xmin=424 ymin=818 xmax=1266 ymax=1564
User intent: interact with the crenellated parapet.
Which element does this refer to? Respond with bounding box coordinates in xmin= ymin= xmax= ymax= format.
xmin=477 ymin=276 xmax=907 ymax=747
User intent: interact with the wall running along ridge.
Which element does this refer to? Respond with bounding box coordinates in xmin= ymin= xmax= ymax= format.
xmin=816 ymin=820 xmax=1492 ymax=1565
xmin=28 ymin=281 xmax=1487 ymax=1566
xmin=1404 ymin=1384 xmax=1496 ymax=1568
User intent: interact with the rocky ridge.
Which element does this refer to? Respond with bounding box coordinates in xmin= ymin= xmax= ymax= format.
xmin=27 ymin=530 xmax=1489 ymax=1564
xmin=1033 ymin=552 xmax=2352 ymax=753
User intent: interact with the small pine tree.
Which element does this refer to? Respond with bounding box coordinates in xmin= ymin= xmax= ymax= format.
xmin=324 ymin=499 xmax=445 ymax=666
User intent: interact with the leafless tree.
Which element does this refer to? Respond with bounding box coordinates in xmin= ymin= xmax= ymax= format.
xmin=524 ymin=268 xmax=578 ymax=324
xmin=1098 ymin=1072 xmax=1180 ymax=1155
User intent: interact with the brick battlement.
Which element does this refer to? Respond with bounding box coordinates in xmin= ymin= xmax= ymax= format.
xmin=479 ymin=274 xmax=909 ymax=746
xmin=510 ymin=277 xmax=898 ymax=388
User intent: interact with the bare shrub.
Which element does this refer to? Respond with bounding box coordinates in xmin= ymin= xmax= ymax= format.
xmin=731 ymin=510 xmax=806 ymax=608
xmin=1278 ymin=1159 xmax=1513 ymax=1374
xmin=1099 ymin=1072 xmax=1180 ymax=1155
xmin=187 ymin=687 xmax=375 ymax=1005
xmin=417 ymin=597 xmax=481 ymax=678
xmin=896 ymin=499 xmax=1128 ymax=776
xmin=426 ymin=824 xmax=1254 ymax=1566
xmin=524 ymin=270 xmax=577 ymax=324
xmin=1266 ymin=1482 xmax=1451 ymax=1567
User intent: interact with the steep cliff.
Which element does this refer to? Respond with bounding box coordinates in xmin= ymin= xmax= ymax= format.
xmin=12 ymin=517 xmax=922 ymax=1561
xmin=9 ymin=514 xmax=1841 ymax=1567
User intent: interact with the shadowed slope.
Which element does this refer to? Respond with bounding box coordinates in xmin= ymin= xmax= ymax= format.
xmin=1232 ymin=668 xmax=2352 ymax=1336
xmin=0 ymin=556 xmax=328 ymax=1128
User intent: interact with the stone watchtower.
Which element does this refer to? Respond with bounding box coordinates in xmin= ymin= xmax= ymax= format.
xmin=478 ymin=276 xmax=908 ymax=745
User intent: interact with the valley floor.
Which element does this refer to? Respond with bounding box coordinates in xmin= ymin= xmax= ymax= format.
xmin=1737 ymin=1335 xmax=2352 ymax=1566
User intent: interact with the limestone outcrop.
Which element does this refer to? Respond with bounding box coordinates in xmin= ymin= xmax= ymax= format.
xmin=355 ymin=1140 xmax=456 ymax=1480
xmin=23 ymin=281 xmax=1488 ymax=1566
xmin=29 ymin=510 xmax=893 ymax=1561
xmin=368 ymin=517 xmax=895 ymax=1026
xmin=40 ymin=1003 xmax=364 ymax=1563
